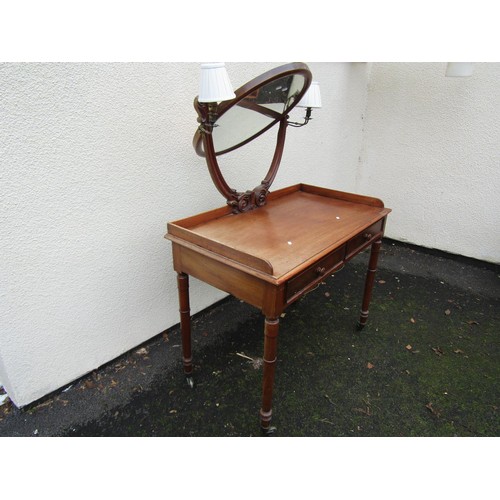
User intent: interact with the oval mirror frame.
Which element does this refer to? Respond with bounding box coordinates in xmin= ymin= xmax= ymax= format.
xmin=193 ymin=62 xmax=312 ymax=213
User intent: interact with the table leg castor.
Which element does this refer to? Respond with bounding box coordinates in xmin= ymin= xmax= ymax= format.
xmin=260 ymin=425 xmax=277 ymax=436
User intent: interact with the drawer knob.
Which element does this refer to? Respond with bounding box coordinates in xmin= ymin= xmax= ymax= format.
xmin=363 ymin=232 xmax=373 ymax=240
xmin=316 ymin=266 xmax=326 ymax=275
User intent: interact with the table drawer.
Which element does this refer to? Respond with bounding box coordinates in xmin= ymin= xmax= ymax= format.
xmin=286 ymin=245 xmax=345 ymax=302
xmin=346 ymin=219 xmax=384 ymax=259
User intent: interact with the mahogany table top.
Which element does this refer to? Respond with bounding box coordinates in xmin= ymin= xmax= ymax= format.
xmin=167 ymin=184 xmax=390 ymax=282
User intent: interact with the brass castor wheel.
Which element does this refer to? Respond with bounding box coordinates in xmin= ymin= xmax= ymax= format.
xmin=261 ymin=426 xmax=277 ymax=436
xmin=186 ymin=376 xmax=194 ymax=389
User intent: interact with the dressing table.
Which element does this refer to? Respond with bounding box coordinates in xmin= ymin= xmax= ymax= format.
xmin=166 ymin=63 xmax=391 ymax=434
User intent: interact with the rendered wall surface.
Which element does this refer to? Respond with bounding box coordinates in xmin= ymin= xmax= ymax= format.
xmin=359 ymin=62 xmax=500 ymax=263
xmin=2 ymin=61 xmax=497 ymax=407
xmin=0 ymin=62 xmax=369 ymax=406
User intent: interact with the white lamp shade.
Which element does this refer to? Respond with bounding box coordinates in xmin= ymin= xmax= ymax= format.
xmin=297 ymin=81 xmax=322 ymax=108
xmin=198 ymin=62 xmax=236 ymax=103
xmin=445 ymin=62 xmax=474 ymax=77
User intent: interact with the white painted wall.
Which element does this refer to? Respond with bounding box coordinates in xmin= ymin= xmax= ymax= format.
xmin=0 ymin=62 xmax=369 ymax=406
xmin=359 ymin=62 xmax=500 ymax=263
xmin=3 ymin=62 xmax=498 ymax=407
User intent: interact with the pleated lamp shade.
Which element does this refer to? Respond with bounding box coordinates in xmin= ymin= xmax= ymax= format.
xmin=297 ymin=81 xmax=322 ymax=108
xmin=445 ymin=62 xmax=474 ymax=77
xmin=198 ymin=62 xmax=236 ymax=103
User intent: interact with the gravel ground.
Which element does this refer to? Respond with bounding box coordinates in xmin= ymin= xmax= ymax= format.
xmin=1 ymin=239 xmax=498 ymax=437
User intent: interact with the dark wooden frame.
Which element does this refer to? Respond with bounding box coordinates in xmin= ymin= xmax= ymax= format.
xmin=193 ymin=63 xmax=312 ymax=213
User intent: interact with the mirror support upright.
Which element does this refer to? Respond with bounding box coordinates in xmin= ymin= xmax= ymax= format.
xmin=193 ymin=63 xmax=314 ymax=213
xmin=200 ymin=116 xmax=289 ymax=213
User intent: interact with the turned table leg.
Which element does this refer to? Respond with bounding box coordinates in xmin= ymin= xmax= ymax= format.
xmin=260 ymin=316 xmax=279 ymax=434
xmin=177 ymin=272 xmax=194 ymax=387
xmin=358 ymin=239 xmax=382 ymax=330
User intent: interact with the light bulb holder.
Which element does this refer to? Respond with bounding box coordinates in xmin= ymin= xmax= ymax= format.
xmin=197 ymin=101 xmax=220 ymax=134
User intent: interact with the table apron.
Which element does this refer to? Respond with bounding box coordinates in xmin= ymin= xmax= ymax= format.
xmin=172 ymin=216 xmax=386 ymax=316
xmin=173 ymin=243 xmax=284 ymax=316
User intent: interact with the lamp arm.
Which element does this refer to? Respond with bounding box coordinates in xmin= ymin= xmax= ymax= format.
xmin=287 ymin=107 xmax=313 ymax=128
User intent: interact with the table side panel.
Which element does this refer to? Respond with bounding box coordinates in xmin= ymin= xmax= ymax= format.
xmin=173 ymin=243 xmax=273 ymax=312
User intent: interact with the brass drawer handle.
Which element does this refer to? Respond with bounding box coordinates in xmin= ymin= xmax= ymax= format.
xmin=363 ymin=232 xmax=373 ymax=240
xmin=316 ymin=266 xmax=326 ymax=275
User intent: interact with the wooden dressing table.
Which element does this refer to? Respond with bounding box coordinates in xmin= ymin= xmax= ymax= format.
xmin=166 ymin=63 xmax=391 ymax=434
